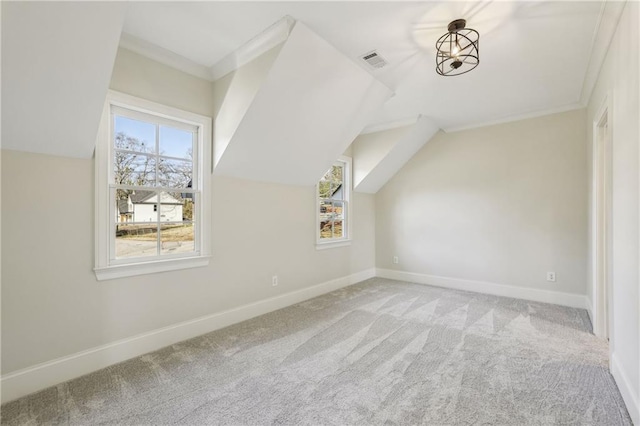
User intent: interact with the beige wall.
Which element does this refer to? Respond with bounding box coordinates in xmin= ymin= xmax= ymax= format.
xmin=586 ymin=1 xmax=639 ymax=420
xmin=0 ymin=48 xmax=376 ymax=374
xmin=376 ymin=109 xmax=588 ymax=295
xmin=110 ymin=48 xmax=214 ymax=117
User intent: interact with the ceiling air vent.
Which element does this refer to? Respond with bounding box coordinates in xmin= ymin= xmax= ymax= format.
xmin=361 ymin=50 xmax=388 ymax=69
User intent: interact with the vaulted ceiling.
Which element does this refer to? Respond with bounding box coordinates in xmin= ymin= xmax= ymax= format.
xmin=122 ymin=1 xmax=611 ymax=131
xmin=2 ymin=1 xmax=623 ymax=188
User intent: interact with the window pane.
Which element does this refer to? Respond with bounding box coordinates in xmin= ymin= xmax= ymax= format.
xmin=333 ymin=200 xmax=345 ymax=239
xmin=181 ymin=197 xmax=195 ymax=221
xmin=114 ymin=116 xmax=155 ymax=153
xmin=321 ymin=167 xmax=333 ymax=182
xmin=331 ymin=164 xmax=343 ymax=184
xmin=333 ymin=220 xmax=344 ymax=239
xmin=333 ymin=201 xmax=344 ymax=221
xmin=115 ymin=189 xmax=134 ymax=223
xmin=333 ymin=165 xmax=344 ymax=196
xmin=330 ymin=181 xmax=344 ymax=200
xmin=158 ymin=158 xmax=192 ymax=189
xmin=318 ymin=179 xmax=331 ymax=198
xmin=319 ymin=199 xmax=332 ymax=221
xmin=163 ymin=191 xmax=197 ymax=221
xmin=161 ymin=222 xmax=195 ymax=255
xmin=115 ymin=223 xmax=158 ymax=258
xmin=114 ymin=152 xmax=156 ymax=186
xmin=160 ymin=126 xmax=193 ymax=160
xmin=319 ymin=220 xmax=332 ymax=239
xmin=159 ymin=193 xmax=185 ymax=222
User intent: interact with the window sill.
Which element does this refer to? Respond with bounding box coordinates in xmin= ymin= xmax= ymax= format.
xmin=94 ymin=255 xmax=211 ymax=281
xmin=315 ymin=239 xmax=352 ymax=250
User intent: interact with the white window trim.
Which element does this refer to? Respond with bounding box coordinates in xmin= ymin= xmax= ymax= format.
xmin=94 ymin=90 xmax=212 ymax=281
xmin=316 ymin=156 xmax=352 ymax=250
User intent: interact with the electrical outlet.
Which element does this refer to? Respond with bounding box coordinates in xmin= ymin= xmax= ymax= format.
xmin=546 ymin=272 xmax=556 ymax=282
xmin=393 ymin=256 xmax=399 ymax=264
xmin=272 ymin=275 xmax=278 ymax=286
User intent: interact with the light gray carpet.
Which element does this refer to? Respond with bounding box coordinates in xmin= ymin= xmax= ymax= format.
xmin=1 ymin=278 xmax=632 ymax=425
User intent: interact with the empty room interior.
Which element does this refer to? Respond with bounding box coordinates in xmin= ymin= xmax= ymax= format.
xmin=1 ymin=1 xmax=639 ymax=424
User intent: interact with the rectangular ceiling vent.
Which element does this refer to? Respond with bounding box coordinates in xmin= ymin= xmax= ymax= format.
xmin=361 ymin=50 xmax=388 ymax=69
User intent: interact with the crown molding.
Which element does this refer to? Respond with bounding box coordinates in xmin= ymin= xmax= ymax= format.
xmin=119 ymin=15 xmax=295 ymax=83
xmin=443 ymin=102 xmax=585 ymax=133
xmin=119 ymin=32 xmax=213 ymax=81
xmin=210 ymin=15 xmax=295 ymax=81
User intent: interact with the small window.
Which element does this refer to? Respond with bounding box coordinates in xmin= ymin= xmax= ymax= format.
xmin=95 ymin=91 xmax=212 ymax=280
xmin=316 ymin=156 xmax=351 ymax=249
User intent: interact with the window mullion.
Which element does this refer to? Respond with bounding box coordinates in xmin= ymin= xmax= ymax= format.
xmin=109 ymin=112 xmax=116 ymax=261
xmin=192 ymin=131 xmax=199 ymax=252
xmin=331 ymin=199 xmax=335 ymax=239
xmin=155 ymin=123 xmax=160 ymax=187
xmin=156 ymin=190 xmax=161 ymax=256
xmin=155 ymin=124 xmax=161 ymax=256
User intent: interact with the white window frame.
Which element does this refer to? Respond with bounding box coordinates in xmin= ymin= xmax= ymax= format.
xmin=94 ymin=90 xmax=212 ymax=280
xmin=316 ymin=156 xmax=352 ymax=250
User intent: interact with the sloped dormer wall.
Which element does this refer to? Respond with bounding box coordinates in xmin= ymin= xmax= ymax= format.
xmin=352 ymin=117 xmax=440 ymax=194
xmin=2 ymin=1 xmax=126 ymax=158
xmin=212 ymin=21 xmax=393 ymax=186
xmin=213 ymin=44 xmax=285 ymax=168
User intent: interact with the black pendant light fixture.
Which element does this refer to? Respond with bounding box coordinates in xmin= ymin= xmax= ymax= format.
xmin=436 ymin=19 xmax=480 ymax=76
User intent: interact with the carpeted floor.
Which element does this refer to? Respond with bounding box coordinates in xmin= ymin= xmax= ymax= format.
xmin=1 ymin=278 xmax=632 ymax=425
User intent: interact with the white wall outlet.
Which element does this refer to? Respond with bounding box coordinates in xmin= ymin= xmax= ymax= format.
xmin=393 ymin=256 xmax=399 ymax=264
xmin=546 ymin=272 xmax=556 ymax=282
xmin=272 ymin=275 xmax=278 ymax=286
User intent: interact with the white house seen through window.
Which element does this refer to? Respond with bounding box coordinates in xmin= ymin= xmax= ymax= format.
xmin=95 ymin=91 xmax=212 ymax=280
xmin=112 ymin=109 xmax=197 ymax=259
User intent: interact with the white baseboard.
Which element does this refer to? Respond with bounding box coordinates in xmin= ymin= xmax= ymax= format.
xmin=376 ymin=268 xmax=589 ymax=310
xmin=1 ymin=268 xmax=376 ymax=404
xmin=611 ymin=352 xmax=640 ymax=425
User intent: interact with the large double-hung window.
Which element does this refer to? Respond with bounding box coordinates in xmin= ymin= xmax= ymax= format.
xmin=95 ymin=91 xmax=212 ymax=280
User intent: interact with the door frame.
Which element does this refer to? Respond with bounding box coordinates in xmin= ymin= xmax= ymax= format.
xmin=591 ymin=93 xmax=613 ymax=349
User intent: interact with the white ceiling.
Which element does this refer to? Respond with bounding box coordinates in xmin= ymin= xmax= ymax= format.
xmin=122 ymin=1 xmax=605 ymax=132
